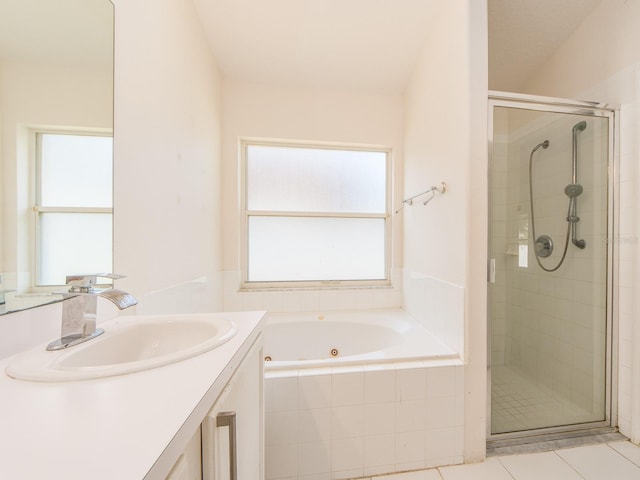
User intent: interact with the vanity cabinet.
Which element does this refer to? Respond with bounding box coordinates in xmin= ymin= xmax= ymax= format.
xmin=0 ymin=311 xmax=266 ymax=480
xmin=167 ymin=335 xmax=264 ymax=480
xmin=166 ymin=428 xmax=202 ymax=480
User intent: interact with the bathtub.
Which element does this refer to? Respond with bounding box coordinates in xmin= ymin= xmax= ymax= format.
xmin=263 ymin=308 xmax=457 ymax=370
xmin=263 ymin=308 xmax=465 ymax=480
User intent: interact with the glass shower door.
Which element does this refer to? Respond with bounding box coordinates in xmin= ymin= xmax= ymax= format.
xmin=489 ymin=101 xmax=612 ymax=435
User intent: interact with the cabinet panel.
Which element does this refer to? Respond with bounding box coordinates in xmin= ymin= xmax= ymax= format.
xmin=166 ymin=427 xmax=202 ymax=480
xmin=202 ymin=336 xmax=264 ymax=480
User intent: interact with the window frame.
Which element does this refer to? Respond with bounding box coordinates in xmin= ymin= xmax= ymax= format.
xmin=32 ymin=128 xmax=113 ymax=288
xmin=239 ymin=137 xmax=392 ymax=290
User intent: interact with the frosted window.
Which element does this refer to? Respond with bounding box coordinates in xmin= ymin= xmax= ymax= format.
xmin=247 ymin=145 xmax=386 ymax=213
xmin=38 ymin=213 xmax=112 ymax=286
xmin=35 ymin=132 xmax=113 ymax=286
xmin=40 ymin=133 xmax=113 ymax=207
xmin=248 ymin=217 xmax=385 ymax=282
xmin=244 ymin=142 xmax=389 ymax=285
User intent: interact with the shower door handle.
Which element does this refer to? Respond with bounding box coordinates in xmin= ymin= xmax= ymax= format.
xmin=488 ymin=258 xmax=496 ymax=283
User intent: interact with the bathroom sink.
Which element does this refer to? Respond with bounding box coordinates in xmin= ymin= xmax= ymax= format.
xmin=5 ymin=314 xmax=238 ymax=382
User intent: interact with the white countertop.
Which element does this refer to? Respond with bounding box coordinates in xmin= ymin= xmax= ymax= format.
xmin=0 ymin=310 xmax=266 ymax=480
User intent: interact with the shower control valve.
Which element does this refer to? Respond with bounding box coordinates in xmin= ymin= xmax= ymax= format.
xmin=534 ymin=235 xmax=554 ymax=258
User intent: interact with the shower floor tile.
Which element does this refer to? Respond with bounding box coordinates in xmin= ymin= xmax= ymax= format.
xmin=491 ymin=365 xmax=595 ymax=434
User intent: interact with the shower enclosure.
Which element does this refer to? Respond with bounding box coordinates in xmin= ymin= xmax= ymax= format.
xmin=488 ymin=93 xmax=617 ymax=439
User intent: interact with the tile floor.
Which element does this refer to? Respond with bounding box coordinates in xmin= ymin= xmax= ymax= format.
xmin=491 ymin=366 xmax=596 ymax=434
xmin=360 ymin=440 xmax=640 ymax=480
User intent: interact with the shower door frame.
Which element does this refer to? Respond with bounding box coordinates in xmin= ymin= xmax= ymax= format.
xmin=487 ymin=91 xmax=619 ymax=441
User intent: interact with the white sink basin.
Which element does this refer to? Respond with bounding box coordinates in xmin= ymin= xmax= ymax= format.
xmin=5 ymin=314 xmax=238 ymax=382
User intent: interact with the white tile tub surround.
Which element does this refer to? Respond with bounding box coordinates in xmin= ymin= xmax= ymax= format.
xmin=135 ymin=273 xmax=224 ymax=315
xmin=222 ymin=268 xmax=404 ymax=314
xmin=265 ymin=364 xmax=464 ymax=480
xmin=402 ymin=270 xmax=464 ymax=355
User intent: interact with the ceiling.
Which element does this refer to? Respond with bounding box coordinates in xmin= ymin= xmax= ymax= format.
xmin=2 ymin=0 xmax=603 ymax=93
xmin=192 ymin=0 xmax=441 ymax=94
xmin=195 ymin=0 xmax=604 ymax=95
xmin=488 ymin=0 xmax=602 ymax=91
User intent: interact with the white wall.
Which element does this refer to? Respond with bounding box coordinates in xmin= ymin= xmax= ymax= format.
xmin=516 ymin=0 xmax=640 ymax=444
xmin=112 ymin=0 xmax=224 ymax=314
xmin=403 ymin=0 xmax=487 ymax=462
xmin=524 ymin=0 xmax=640 ymax=100
xmin=221 ymin=80 xmax=405 ymax=312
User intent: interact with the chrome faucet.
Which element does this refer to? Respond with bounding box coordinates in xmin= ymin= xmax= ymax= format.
xmin=46 ymin=274 xmax=138 ymax=351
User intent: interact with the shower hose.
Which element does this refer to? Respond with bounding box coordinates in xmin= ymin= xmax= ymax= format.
xmin=528 ymin=144 xmax=574 ymax=272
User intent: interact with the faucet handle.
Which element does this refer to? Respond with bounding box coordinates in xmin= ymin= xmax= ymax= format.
xmin=66 ymin=273 xmax=127 ymax=293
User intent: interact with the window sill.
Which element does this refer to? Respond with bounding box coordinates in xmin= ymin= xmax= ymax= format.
xmin=238 ymin=281 xmax=393 ymax=293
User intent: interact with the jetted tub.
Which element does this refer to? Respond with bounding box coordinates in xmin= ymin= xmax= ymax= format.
xmin=263 ymin=308 xmax=457 ymax=370
xmin=263 ymin=308 xmax=465 ymax=480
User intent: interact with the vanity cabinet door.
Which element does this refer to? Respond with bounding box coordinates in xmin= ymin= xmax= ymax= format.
xmin=202 ymin=336 xmax=264 ymax=480
xmin=165 ymin=427 xmax=202 ymax=480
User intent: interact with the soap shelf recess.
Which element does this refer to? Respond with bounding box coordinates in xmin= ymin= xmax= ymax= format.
xmin=395 ymin=182 xmax=447 ymax=214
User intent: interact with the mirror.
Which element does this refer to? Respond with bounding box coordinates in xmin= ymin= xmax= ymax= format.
xmin=0 ymin=0 xmax=114 ymax=314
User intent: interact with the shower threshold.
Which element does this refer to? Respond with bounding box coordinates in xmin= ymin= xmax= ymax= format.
xmin=487 ymin=426 xmax=624 ymax=457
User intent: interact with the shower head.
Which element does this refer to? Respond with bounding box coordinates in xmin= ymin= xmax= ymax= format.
xmin=573 ymin=121 xmax=587 ymax=133
xmin=532 ymin=139 xmax=550 ymax=153
xmin=564 ymin=183 xmax=583 ymax=198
